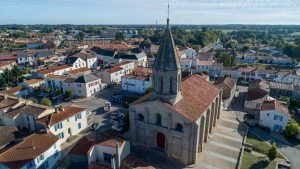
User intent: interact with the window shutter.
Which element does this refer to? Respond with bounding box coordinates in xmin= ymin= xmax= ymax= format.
xmin=62 ymin=132 xmax=64 ymax=138
xmin=54 ymin=125 xmax=57 ymax=132
xmin=75 ymin=116 xmax=77 ymax=121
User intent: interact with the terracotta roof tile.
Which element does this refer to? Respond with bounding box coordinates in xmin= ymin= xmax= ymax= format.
xmin=46 ymin=74 xmax=69 ymax=80
xmin=245 ymin=88 xmax=269 ymax=102
xmin=107 ymin=67 xmax=124 ymax=74
xmin=1 ymin=86 xmax=25 ymax=94
xmin=132 ymin=75 xmax=221 ymax=122
xmin=70 ymin=129 xmax=125 ymax=156
xmin=4 ymin=104 xmax=48 ymax=118
xmin=24 ymin=79 xmax=44 ymax=85
xmin=261 ymin=100 xmax=289 ymax=115
xmin=0 ymin=96 xmax=19 ymax=109
xmin=36 ymin=105 xmax=85 ymax=126
xmin=121 ymin=155 xmax=155 ymax=169
xmin=37 ymin=65 xmax=71 ymax=75
xmin=0 ymin=132 xmax=58 ymax=169
xmin=67 ymin=67 xmax=90 ymax=74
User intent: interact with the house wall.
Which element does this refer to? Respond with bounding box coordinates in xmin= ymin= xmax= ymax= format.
xmin=259 ymin=110 xmax=289 ymax=132
xmin=121 ymin=77 xmax=152 ymax=94
xmin=49 ymin=110 xmax=88 ymax=144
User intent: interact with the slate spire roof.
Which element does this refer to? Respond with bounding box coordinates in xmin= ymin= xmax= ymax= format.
xmin=154 ymin=19 xmax=180 ymax=71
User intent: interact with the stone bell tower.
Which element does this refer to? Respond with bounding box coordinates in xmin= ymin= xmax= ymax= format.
xmin=152 ymin=18 xmax=182 ymax=105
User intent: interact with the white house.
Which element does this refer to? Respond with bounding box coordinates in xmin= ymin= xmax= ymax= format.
xmin=95 ymin=67 xmax=125 ymax=86
xmin=0 ymin=132 xmax=61 ymax=169
xmin=195 ymin=60 xmax=222 ymax=77
xmin=111 ymin=61 xmax=135 ymax=75
xmin=36 ymin=105 xmax=88 ymax=144
xmin=67 ymin=57 xmax=87 ymax=69
xmin=17 ymin=51 xmax=35 ymax=66
xmin=36 ymin=65 xmax=72 ymax=78
xmin=70 ymin=129 xmax=130 ymax=169
xmin=179 ymin=47 xmax=197 ymax=59
xmin=180 ymin=58 xmax=193 ymax=72
xmin=260 ymin=100 xmax=289 ymax=132
xmin=121 ymin=67 xmax=152 ymax=94
xmin=73 ymin=74 xmax=106 ymax=98
xmin=19 ymin=78 xmax=45 ymax=93
xmin=1 ymin=103 xmax=54 ymax=131
xmin=71 ymin=53 xmax=98 ymax=69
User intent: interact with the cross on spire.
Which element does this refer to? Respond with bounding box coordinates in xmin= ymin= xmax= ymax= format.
xmin=167 ymin=0 xmax=171 ymax=26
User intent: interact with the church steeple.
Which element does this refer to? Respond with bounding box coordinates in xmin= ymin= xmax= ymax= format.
xmin=153 ymin=15 xmax=182 ymax=105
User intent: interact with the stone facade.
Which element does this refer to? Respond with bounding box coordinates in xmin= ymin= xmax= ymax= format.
xmin=129 ymin=18 xmax=222 ymax=165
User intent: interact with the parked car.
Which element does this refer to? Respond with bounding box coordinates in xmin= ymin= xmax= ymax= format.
xmin=244 ymin=114 xmax=258 ymax=126
xmin=104 ymin=102 xmax=111 ymax=112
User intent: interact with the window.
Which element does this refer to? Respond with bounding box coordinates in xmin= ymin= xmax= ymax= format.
xmin=175 ymin=123 xmax=183 ymax=132
xmin=27 ymin=115 xmax=30 ymax=121
xmin=170 ymin=77 xmax=173 ymax=94
xmin=103 ymin=152 xmax=112 ymax=163
xmin=78 ymin=123 xmax=81 ymax=129
xmin=156 ymin=114 xmax=161 ymax=126
xmin=57 ymin=132 xmax=64 ymax=139
xmin=160 ymin=77 xmax=163 ymax=93
xmin=138 ymin=114 xmax=144 ymax=121
xmin=54 ymin=150 xmax=59 ymax=159
xmin=39 ymin=154 xmax=44 ymax=161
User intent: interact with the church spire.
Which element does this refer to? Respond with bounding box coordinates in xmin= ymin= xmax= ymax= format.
xmin=152 ymin=2 xmax=182 ymax=105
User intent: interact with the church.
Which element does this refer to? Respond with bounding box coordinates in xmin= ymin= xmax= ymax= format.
xmin=129 ymin=18 xmax=223 ymax=164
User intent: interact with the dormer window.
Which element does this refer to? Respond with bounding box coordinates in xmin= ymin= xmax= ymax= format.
xmin=156 ymin=113 xmax=162 ymax=126
xmin=138 ymin=113 xmax=144 ymax=121
xmin=175 ymin=123 xmax=183 ymax=132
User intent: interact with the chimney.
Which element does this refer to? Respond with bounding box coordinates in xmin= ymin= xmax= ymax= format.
xmin=3 ymin=94 xmax=8 ymax=99
xmin=46 ymin=126 xmax=50 ymax=133
xmin=55 ymin=107 xmax=59 ymax=113
xmin=60 ymin=105 xmax=65 ymax=112
xmin=112 ymin=143 xmax=120 ymax=169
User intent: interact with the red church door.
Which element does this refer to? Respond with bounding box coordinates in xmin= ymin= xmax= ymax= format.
xmin=157 ymin=132 xmax=165 ymax=149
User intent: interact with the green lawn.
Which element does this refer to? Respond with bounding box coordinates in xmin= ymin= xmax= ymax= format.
xmin=246 ymin=132 xmax=284 ymax=159
xmin=291 ymin=32 xmax=300 ymax=36
xmin=241 ymin=151 xmax=277 ymax=169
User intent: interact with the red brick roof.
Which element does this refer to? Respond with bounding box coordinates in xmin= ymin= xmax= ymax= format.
xmin=122 ymin=67 xmax=152 ymax=81
xmin=36 ymin=105 xmax=85 ymax=126
xmin=37 ymin=65 xmax=71 ymax=75
xmin=1 ymin=86 xmax=25 ymax=95
xmin=261 ymin=100 xmax=289 ymax=115
xmin=132 ymin=74 xmax=221 ymax=122
xmin=245 ymin=88 xmax=269 ymax=102
xmin=70 ymin=129 xmax=125 ymax=155
xmin=25 ymin=79 xmax=44 ymax=85
xmin=46 ymin=74 xmax=69 ymax=80
xmin=0 ymin=96 xmax=19 ymax=109
xmin=0 ymin=132 xmax=58 ymax=169
xmin=67 ymin=67 xmax=90 ymax=74
xmin=107 ymin=66 xmax=123 ymax=74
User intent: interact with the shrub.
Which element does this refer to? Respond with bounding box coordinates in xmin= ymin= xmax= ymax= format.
xmin=284 ymin=122 xmax=300 ymax=138
xmin=267 ymin=143 xmax=278 ymax=161
xmin=65 ymin=90 xmax=74 ymax=98
xmin=44 ymin=87 xmax=51 ymax=93
xmin=55 ymin=89 xmax=62 ymax=95
xmin=41 ymin=98 xmax=52 ymax=106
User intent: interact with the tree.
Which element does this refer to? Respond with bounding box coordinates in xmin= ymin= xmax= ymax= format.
xmin=55 ymin=89 xmax=62 ymax=95
xmin=115 ymin=32 xmax=124 ymax=41
xmin=76 ymin=32 xmax=85 ymax=41
xmin=139 ymin=39 xmax=151 ymax=49
xmin=65 ymin=89 xmax=74 ymax=98
xmin=22 ymin=67 xmax=32 ymax=74
xmin=215 ymin=51 xmax=235 ymax=66
xmin=41 ymin=98 xmax=52 ymax=106
xmin=284 ymin=122 xmax=300 ymax=138
xmin=242 ymin=45 xmax=250 ymax=57
xmin=267 ymin=143 xmax=278 ymax=161
xmin=44 ymin=87 xmax=51 ymax=93
xmin=11 ymin=65 xmax=21 ymax=84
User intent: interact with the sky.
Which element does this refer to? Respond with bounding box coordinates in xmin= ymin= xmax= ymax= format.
xmin=1 ymin=0 xmax=300 ymax=25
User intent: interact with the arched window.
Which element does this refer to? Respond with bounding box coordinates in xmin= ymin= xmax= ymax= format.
xmin=138 ymin=114 xmax=144 ymax=121
xmin=156 ymin=113 xmax=161 ymax=126
xmin=160 ymin=77 xmax=163 ymax=93
xmin=175 ymin=123 xmax=183 ymax=132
